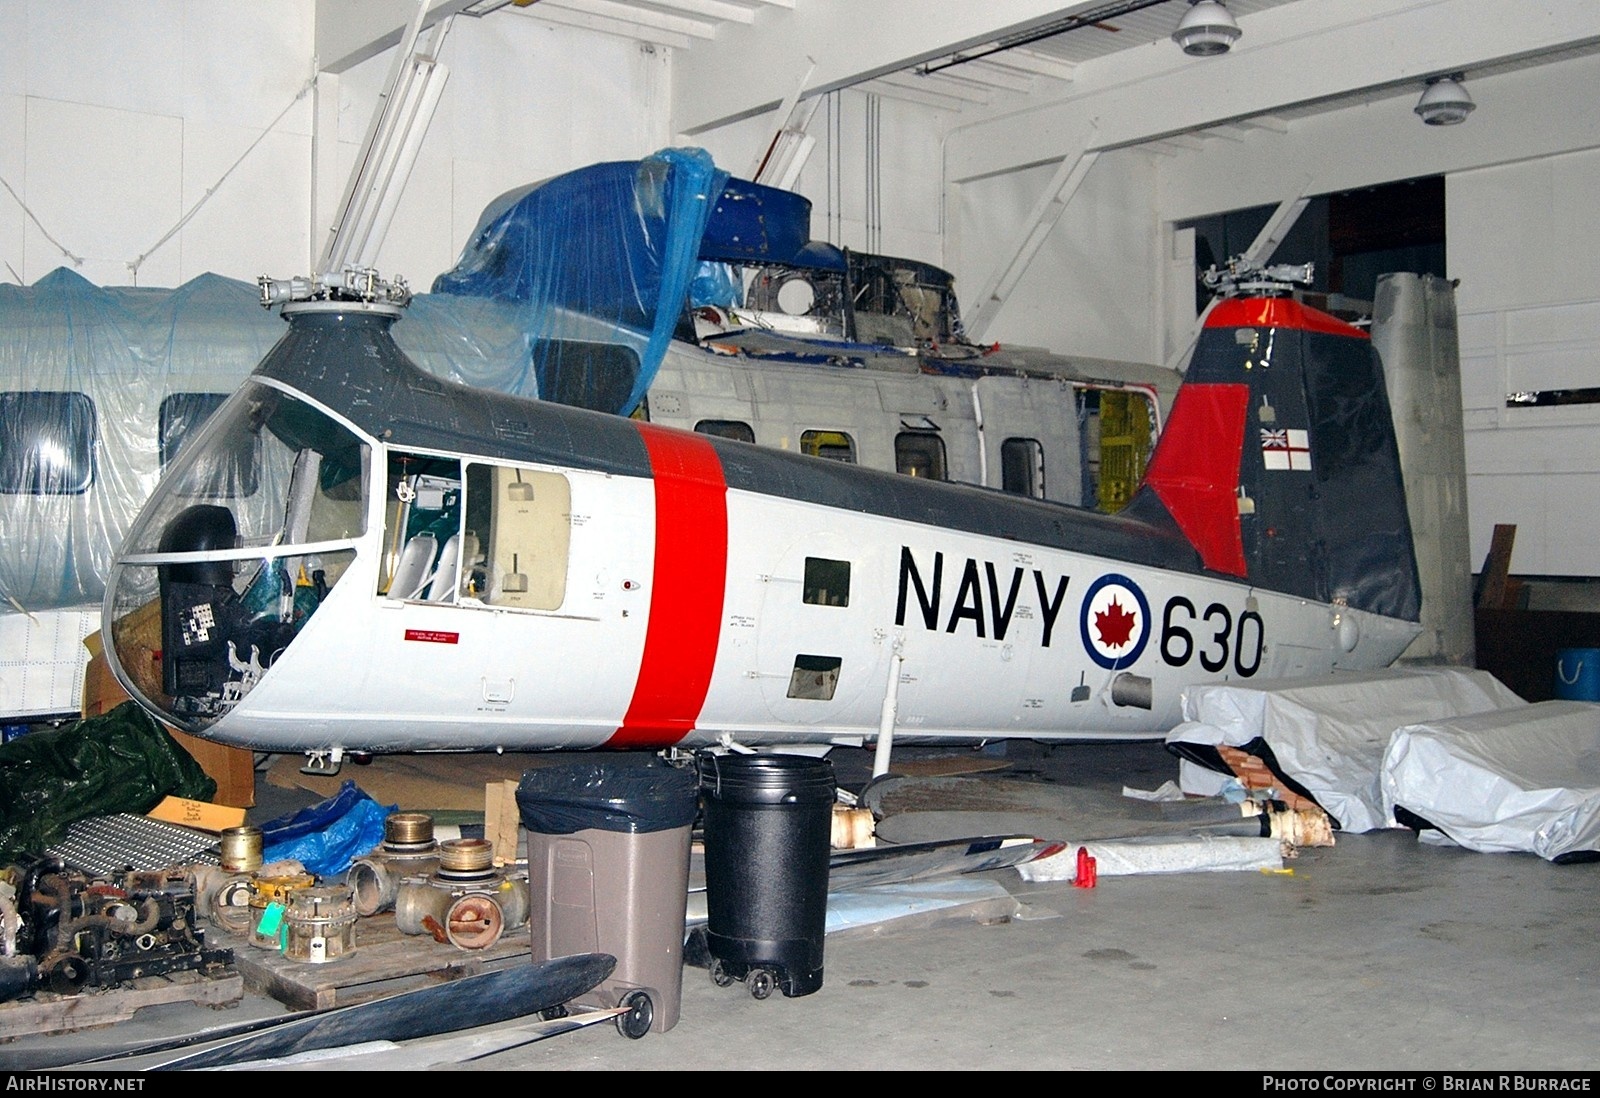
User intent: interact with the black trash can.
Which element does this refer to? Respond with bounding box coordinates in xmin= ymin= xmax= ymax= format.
xmin=697 ymin=752 xmax=835 ymax=1000
xmin=517 ymin=759 xmax=699 ymax=1038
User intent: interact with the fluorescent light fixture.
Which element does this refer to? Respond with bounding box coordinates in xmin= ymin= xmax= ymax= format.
xmin=1172 ymin=0 xmax=1241 ymax=57
xmin=1415 ymin=75 xmax=1475 ymax=125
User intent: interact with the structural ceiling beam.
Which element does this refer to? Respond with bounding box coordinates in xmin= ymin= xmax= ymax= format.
xmin=315 ymin=0 xmax=478 ymax=75
xmin=944 ymin=0 xmax=1600 ymax=183
xmin=670 ymin=0 xmax=1100 ymax=135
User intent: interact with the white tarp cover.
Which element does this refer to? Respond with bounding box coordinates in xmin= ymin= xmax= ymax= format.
xmin=1167 ymin=667 xmax=1527 ymax=833
xmin=1017 ymin=834 xmax=1284 ymax=881
xmin=1381 ymin=699 xmax=1600 ymax=862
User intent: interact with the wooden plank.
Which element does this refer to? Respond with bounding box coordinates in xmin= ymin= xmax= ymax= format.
xmin=219 ymin=910 xmax=533 ymax=1012
xmin=486 ymin=779 xmax=522 ymax=865
xmin=0 ymin=970 xmax=243 ymax=1041
xmin=1474 ymin=523 xmax=1518 ymax=610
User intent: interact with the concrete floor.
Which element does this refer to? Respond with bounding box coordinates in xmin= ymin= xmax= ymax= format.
xmin=5 ymin=738 xmax=1598 ymax=1073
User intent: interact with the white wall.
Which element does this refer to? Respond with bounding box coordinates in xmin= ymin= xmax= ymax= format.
xmin=948 ymin=149 xmax=1158 ymax=364
xmin=0 ymin=1 xmax=672 ymax=293
xmin=1453 ymin=148 xmax=1600 ymax=577
xmin=0 ymin=0 xmax=316 ymax=289
xmin=345 ymin=13 xmax=672 ymax=290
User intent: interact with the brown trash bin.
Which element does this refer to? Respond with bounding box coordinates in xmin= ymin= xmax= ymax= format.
xmin=518 ymin=760 xmax=698 ymax=1038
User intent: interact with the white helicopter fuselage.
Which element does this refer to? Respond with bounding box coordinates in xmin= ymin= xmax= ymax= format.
xmin=104 ymin=292 xmax=1424 ymax=760
xmin=238 ymin=471 xmax=1414 ymax=755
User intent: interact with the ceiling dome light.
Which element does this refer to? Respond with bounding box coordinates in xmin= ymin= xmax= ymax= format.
xmin=1415 ymin=75 xmax=1475 ymax=125
xmin=1172 ymin=1 xmax=1242 ymax=57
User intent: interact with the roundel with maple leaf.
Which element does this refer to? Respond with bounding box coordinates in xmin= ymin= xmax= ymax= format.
xmin=1079 ymin=573 xmax=1151 ymax=670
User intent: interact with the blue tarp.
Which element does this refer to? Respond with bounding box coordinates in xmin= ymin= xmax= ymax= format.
xmin=432 ymin=147 xmax=732 ymax=417
xmin=258 ymin=778 xmax=395 ymax=877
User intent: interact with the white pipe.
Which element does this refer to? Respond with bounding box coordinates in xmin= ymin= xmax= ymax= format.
xmin=970 ymin=382 xmax=987 ymax=486
xmin=872 ymin=638 xmax=905 ymax=778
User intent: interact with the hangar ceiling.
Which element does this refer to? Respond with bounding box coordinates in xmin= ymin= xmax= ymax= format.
xmin=318 ymin=1 xmax=1600 ymax=162
xmin=474 ymin=0 xmax=1303 ymax=114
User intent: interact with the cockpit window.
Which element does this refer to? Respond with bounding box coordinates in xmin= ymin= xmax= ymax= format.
xmin=121 ymin=384 xmax=367 ymax=558
xmin=160 ymin=392 xmax=260 ymax=496
xmin=106 ymin=381 xmax=371 ymax=731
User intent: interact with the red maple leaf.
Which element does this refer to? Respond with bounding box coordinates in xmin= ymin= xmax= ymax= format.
xmin=1095 ymin=597 xmax=1138 ymax=649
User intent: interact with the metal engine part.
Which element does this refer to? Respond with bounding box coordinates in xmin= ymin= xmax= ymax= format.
xmin=248 ymin=871 xmax=317 ymax=950
xmin=190 ymin=858 xmax=308 ymax=937
xmin=2 ymin=859 xmax=235 ymax=1000
xmin=393 ymin=838 xmax=529 ymax=950
xmin=349 ymin=811 xmax=441 ymax=917
xmin=217 ymin=826 xmax=264 ymax=873
xmin=281 ymin=885 xmax=358 ymax=964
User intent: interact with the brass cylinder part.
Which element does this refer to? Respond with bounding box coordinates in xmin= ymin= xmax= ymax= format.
xmin=218 ymin=826 xmax=264 ymax=873
xmin=249 ymin=872 xmax=316 ymax=949
xmin=438 ymin=837 xmax=495 ymax=874
xmin=384 ymin=811 xmax=436 ymax=847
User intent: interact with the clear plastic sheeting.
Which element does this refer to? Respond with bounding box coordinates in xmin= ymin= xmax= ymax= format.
xmin=1381 ymin=699 xmax=1600 ymax=862
xmin=0 ymin=270 xmax=532 ymax=619
xmin=432 ymin=147 xmax=730 ymax=417
xmin=1168 ymin=667 xmax=1527 ymax=832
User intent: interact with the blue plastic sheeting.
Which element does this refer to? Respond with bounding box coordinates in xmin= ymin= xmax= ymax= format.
xmin=432 ymin=147 xmax=731 ymax=417
xmin=698 ymin=176 xmax=815 ymax=265
xmin=259 ymin=778 xmax=396 ymax=877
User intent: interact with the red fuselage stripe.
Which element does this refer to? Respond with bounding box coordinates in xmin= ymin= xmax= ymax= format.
xmin=607 ymin=423 xmax=728 ymax=748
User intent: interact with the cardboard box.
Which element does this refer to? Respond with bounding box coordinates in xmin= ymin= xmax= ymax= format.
xmin=146 ymin=795 xmax=248 ymax=832
xmin=81 ymin=635 xmax=257 ymax=809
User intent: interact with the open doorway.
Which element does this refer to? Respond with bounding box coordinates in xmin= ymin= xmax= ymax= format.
xmin=1179 ymin=175 xmax=1446 ymax=313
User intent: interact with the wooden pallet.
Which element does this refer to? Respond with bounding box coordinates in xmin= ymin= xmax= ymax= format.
xmin=0 ymin=968 xmax=243 ymax=1041
xmin=217 ymin=911 xmax=534 ymax=1013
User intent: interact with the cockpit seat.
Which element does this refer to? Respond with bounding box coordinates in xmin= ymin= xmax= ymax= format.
xmin=425 ymin=531 xmax=478 ymax=602
xmin=389 ymin=532 xmax=437 ymax=600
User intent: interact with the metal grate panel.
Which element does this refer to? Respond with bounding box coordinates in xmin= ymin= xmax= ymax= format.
xmin=47 ymin=814 xmax=220 ymax=876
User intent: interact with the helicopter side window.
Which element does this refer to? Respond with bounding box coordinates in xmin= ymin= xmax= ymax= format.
xmin=695 ymin=419 xmax=755 ymax=444
xmin=379 ymin=453 xmax=464 ymax=600
xmin=802 ymin=557 xmax=851 ymax=607
xmin=1001 ymin=438 xmax=1046 ymax=499
xmin=786 ymin=654 xmax=842 ymax=701
xmin=468 ymin=462 xmax=571 ymax=612
xmin=896 ymin=431 xmax=947 ymax=480
xmin=800 ymin=430 xmax=856 ymax=464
